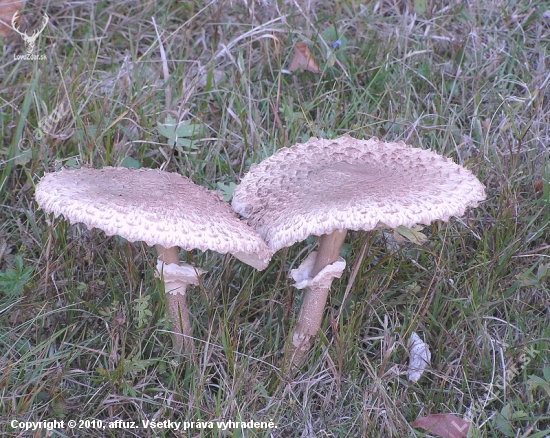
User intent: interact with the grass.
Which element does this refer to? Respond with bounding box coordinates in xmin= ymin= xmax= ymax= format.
xmin=1 ymin=0 xmax=550 ymax=436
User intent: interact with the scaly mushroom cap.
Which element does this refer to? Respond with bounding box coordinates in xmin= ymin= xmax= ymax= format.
xmin=36 ymin=167 xmax=271 ymax=270
xmin=232 ymin=135 xmax=486 ymax=252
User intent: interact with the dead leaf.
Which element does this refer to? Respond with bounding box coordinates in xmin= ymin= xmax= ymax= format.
xmin=407 ymin=332 xmax=431 ymax=382
xmin=394 ymin=225 xmax=427 ymax=245
xmin=412 ymin=413 xmax=470 ymax=438
xmin=288 ymin=42 xmax=321 ymax=74
xmin=0 ymin=0 xmax=24 ymax=38
xmin=533 ymin=180 xmax=544 ymax=198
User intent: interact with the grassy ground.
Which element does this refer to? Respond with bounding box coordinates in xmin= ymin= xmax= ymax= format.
xmin=1 ymin=0 xmax=550 ymax=436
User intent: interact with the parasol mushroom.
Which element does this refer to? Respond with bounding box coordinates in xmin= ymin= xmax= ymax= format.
xmin=36 ymin=166 xmax=271 ymax=353
xmin=232 ymin=135 xmax=486 ymax=363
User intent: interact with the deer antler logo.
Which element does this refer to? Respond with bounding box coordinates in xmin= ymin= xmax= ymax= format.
xmin=11 ymin=11 xmax=49 ymax=55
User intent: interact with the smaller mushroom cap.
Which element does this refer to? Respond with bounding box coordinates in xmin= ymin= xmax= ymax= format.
xmin=232 ymin=135 xmax=486 ymax=252
xmin=36 ymin=167 xmax=271 ymax=269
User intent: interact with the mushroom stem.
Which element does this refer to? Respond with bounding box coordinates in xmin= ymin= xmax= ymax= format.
xmin=289 ymin=230 xmax=348 ymax=365
xmin=291 ymin=282 xmax=332 ymax=363
xmin=155 ymin=245 xmax=194 ymax=354
xmin=311 ymin=229 xmax=348 ymax=277
xmin=156 ymin=245 xmax=180 ymax=265
xmin=165 ymin=286 xmax=193 ymax=354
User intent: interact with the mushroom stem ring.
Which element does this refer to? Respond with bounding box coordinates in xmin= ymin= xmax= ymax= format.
xmin=155 ymin=245 xmax=195 ymax=354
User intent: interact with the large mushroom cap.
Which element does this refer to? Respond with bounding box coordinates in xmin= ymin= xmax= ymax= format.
xmin=36 ymin=166 xmax=271 ymax=270
xmin=232 ymin=135 xmax=486 ymax=252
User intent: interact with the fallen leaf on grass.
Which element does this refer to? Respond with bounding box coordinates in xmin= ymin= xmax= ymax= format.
xmin=288 ymin=42 xmax=321 ymax=74
xmin=412 ymin=414 xmax=470 ymax=438
xmin=407 ymin=332 xmax=431 ymax=382
xmin=0 ymin=0 xmax=24 ymax=38
xmin=394 ymin=225 xmax=427 ymax=245
xmin=533 ymin=180 xmax=544 ymax=198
